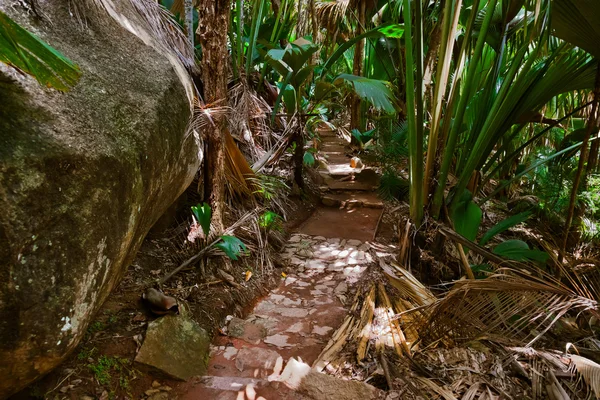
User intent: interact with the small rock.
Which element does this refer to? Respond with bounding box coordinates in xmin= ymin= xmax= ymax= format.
xmin=159 ymin=386 xmax=172 ymax=391
xmin=289 ymin=257 xmax=304 ymax=265
xmin=289 ymin=235 xmax=302 ymax=243
xmin=234 ymin=347 xmax=281 ymax=372
xmin=152 ymin=381 xmax=161 ymax=388
xmin=346 ymin=239 xmax=362 ymax=246
xmin=358 ymin=243 xmax=371 ymax=251
xmin=312 ymin=325 xmax=333 ymax=335
xmin=145 ymin=389 xmax=161 ymax=396
xmin=334 ymin=282 xmax=347 ymax=294
xmin=135 ymin=313 xmax=210 ymax=380
xmin=264 ymin=334 xmax=292 ymax=348
xmin=314 ymin=236 xmax=326 ymax=241
xmin=327 ymin=238 xmax=341 ymax=244
xmin=148 ymin=393 xmax=169 ymax=400
xmin=80 ymin=396 xmax=94 ymax=400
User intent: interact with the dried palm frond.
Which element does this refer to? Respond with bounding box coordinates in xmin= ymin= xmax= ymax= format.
xmin=224 ymin=128 xmax=257 ymax=199
xmin=569 ymin=354 xmax=600 ymax=398
xmin=416 ymin=270 xmax=598 ymax=347
xmin=379 ymin=261 xmax=436 ymax=307
xmin=315 ymin=0 xmax=350 ymax=28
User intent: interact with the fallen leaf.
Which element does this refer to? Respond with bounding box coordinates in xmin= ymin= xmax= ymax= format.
xmin=245 ymin=270 xmax=253 ymax=281
xmin=281 ymin=272 xmax=287 ymax=278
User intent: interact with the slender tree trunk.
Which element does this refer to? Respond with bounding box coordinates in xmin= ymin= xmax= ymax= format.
xmin=197 ymin=0 xmax=230 ymax=233
xmin=561 ymin=65 xmax=600 ymax=257
xmin=309 ymin=0 xmax=318 ymax=41
xmin=350 ymin=1 xmax=366 ymax=131
xmin=184 ymin=0 xmax=194 ymax=49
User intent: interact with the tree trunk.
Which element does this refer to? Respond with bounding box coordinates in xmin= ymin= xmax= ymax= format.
xmin=561 ymin=65 xmax=600 ymax=257
xmin=197 ymin=0 xmax=230 ymax=233
xmin=184 ymin=0 xmax=194 ymax=49
xmin=350 ymin=1 xmax=366 ymax=131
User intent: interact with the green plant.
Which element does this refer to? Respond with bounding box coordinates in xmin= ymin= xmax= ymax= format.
xmin=378 ymin=169 xmax=408 ymax=201
xmin=87 ymin=321 xmax=105 ymax=334
xmin=215 ymin=235 xmax=248 ymax=260
xmin=259 ymin=210 xmax=283 ymax=231
xmin=191 ymin=203 xmax=212 ymax=236
xmin=492 ymin=240 xmax=549 ymax=265
xmin=0 ymin=10 xmax=81 ymax=91
xmin=88 ymin=356 xmax=120 ymax=386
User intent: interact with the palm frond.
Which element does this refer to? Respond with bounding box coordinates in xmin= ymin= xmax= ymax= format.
xmin=334 ymin=73 xmax=397 ymax=113
xmin=569 ymin=354 xmax=600 ymax=397
xmin=416 ymin=270 xmax=597 ymax=347
xmin=0 ymin=10 xmax=81 ymax=91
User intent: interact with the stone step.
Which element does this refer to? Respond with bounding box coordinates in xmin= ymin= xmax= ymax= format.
xmin=321 ymin=192 xmax=383 ymax=209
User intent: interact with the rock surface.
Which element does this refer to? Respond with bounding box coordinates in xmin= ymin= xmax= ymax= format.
xmin=0 ymin=1 xmax=200 ymax=397
xmin=135 ymin=312 xmax=211 ymax=381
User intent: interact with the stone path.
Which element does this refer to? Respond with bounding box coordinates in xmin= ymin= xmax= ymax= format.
xmin=177 ymin=129 xmax=382 ymax=399
xmin=177 ymin=235 xmax=373 ymax=399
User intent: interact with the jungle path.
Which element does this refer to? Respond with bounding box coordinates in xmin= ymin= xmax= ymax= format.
xmin=177 ymin=130 xmax=383 ymax=399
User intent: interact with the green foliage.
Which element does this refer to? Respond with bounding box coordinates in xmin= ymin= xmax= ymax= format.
xmin=191 ymin=203 xmax=212 ymax=236
xmin=479 ymin=212 xmax=533 ymax=246
xmin=303 ymin=151 xmax=315 ymax=167
xmin=0 ymin=10 xmax=80 ymax=91
xmin=351 ymin=128 xmax=375 ymax=147
xmin=451 ymin=191 xmax=483 ymax=243
xmin=88 ymin=356 xmax=128 ymax=386
xmin=87 ymin=321 xmax=105 ymax=334
xmin=259 ymin=211 xmax=283 ymax=231
xmin=215 ymin=235 xmax=248 ymax=260
xmin=378 ymin=169 xmax=409 ymax=201
xmin=334 ymin=74 xmax=397 ymax=113
xmin=493 ymin=240 xmax=549 ymax=264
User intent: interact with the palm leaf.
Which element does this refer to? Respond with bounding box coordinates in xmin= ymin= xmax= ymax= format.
xmin=0 ymin=10 xmax=80 ymax=91
xmin=416 ymin=270 xmax=597 ymax=347
xmin=479 ymin=211 xmax=533 ymax=246
xmin=552 ymin=0 xmax=600 ymax=59
xmin=569 ymin=354 xmax=600 ymax=398
xmin=334 ymin=73 xmax=397 ymax=113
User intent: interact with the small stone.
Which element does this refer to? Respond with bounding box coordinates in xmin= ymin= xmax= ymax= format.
xmin=286 ymin=322 xmax=305 ymax=333
xmin=312 ymin=325 xmax=333 ymax=335
xmin=290 ymin=257 xmax=304 ymax=265
xmin=145 ymin=389 xmax=161 ymax=396
xmin=275 ymin=308 xmax=309 ymax=318
xmin=81 ymin=396 xmax=94 ymax=400
xmin=358 ymin=243 xmax=371 ymax=251
xmin=289 ymin=235 xmax=302 ymax=242
xmin=346 ymin=239 xmax=362 ymax=246
xmin=327 ymin=238 xmax=341 ymax=244
xmin=135 ymin=313 xmax=211 ymax=380
xmin=264 ymin=334 xmax=292 ymax=348
xmin=151 ymin=380 xmax=161 ymax=388
xmin=159 ymin=386 xmax=172 ymax=391
xmin=235 ymin=347 xmax=281 ymax=371
xmin=297 ymin=249 xmax=312 ymax=258
xmin=334 ymin=282 xmax=347 ymax=294
xmin=356 ymin=251 xmax=366 ymax=261
xmin=307 ymin=260 xmax=326 ymax=270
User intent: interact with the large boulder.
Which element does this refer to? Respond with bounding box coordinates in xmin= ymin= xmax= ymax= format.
xmin=0 ymin=1 xmax=201 ymax=397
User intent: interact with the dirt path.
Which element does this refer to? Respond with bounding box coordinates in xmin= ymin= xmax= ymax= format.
xmin=176 ymin=131 xmax=383 ymax=399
